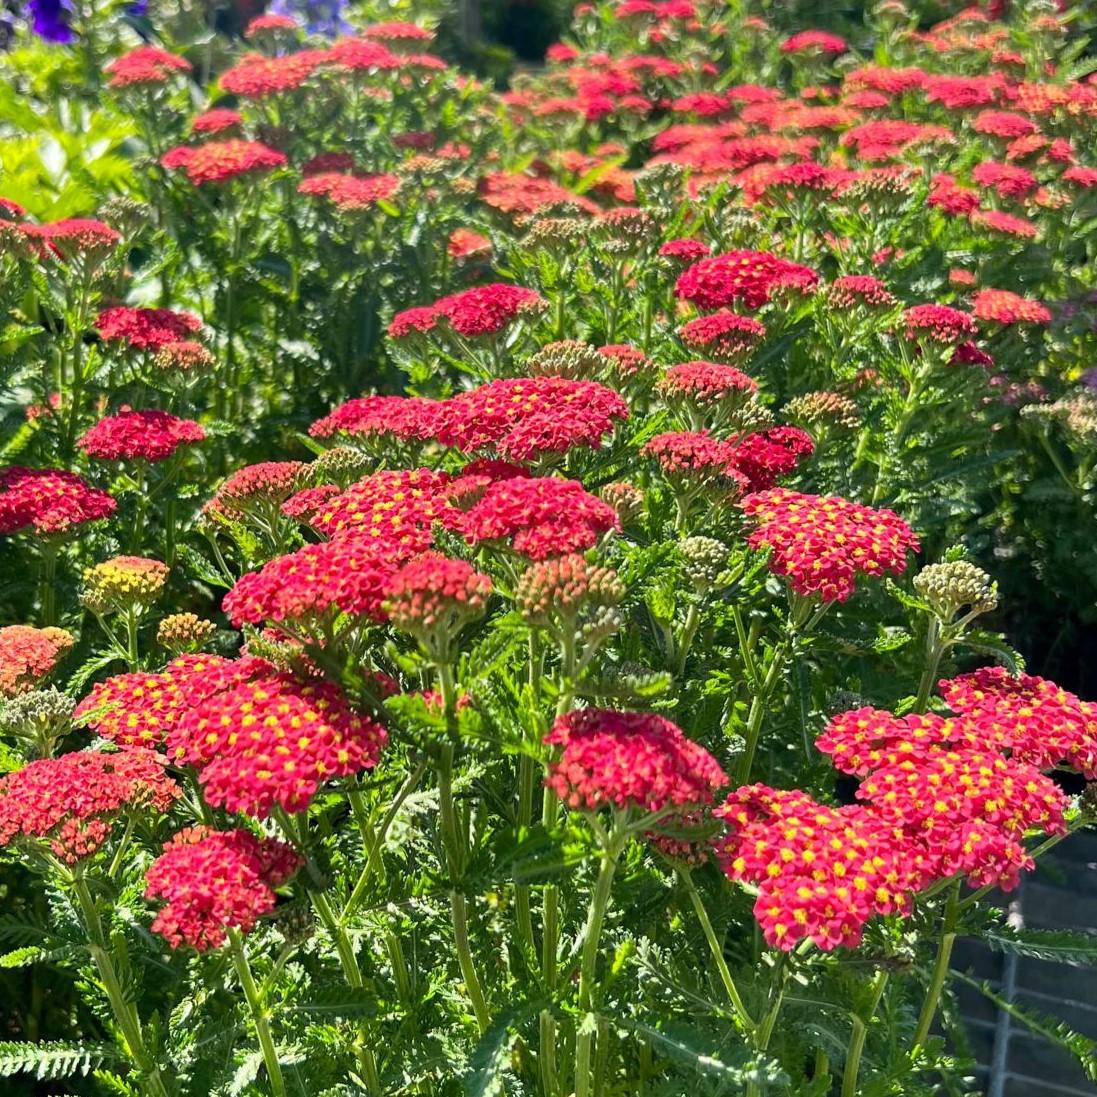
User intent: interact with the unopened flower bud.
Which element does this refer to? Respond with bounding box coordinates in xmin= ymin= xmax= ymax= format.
xmin=157 ymin=613 xmax=216 ymax=654
xmin=515 ymin=555 xmax=625 ymax=635
xmin=272 ymin=901 xmax=316 ymax=944
xmin=598 ymin=482 xmax=644 ymax=526
xmin=679 ymin=536 xmax=728 ymax=592
xmin=314 ymin=446 xmax=373 ymax=485
xmin=913 ymin=561 xmax=998 ymax=621
xmin=784 ymin=391 xmax=860 ymax=433
xmin=0 ymin=687 xmax=76 ymax=743
xmin=526 ymin=340 xmax=607 ymax=380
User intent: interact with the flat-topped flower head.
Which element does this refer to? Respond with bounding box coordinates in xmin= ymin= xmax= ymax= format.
xmin=780 ymin=30 xmax=848 ymax=54
xmin=0 ymin=626 xmax=74 ymax=697
xmin=308 ymin=395 xmax=445 ymax=443
xmin=659 ymin=361 xmax=758 ymax=411
xmin=384 ymin=555 xmax=492 ymax=661
xmin=0 ymin=749 xmax=179 ymax=864
xmin=169 ymin=670 xmax=387 ymax=816
xmin=678 ymin=312 xmax=766 ymax=364
xmin=220 ymin=51 xmax=325 ymax=98
xmin=675 ymin=250 xmax=819 ymax=311
xmin=75 ymin=654 xmax=247 ymax=749
xmin=545 ymin=708 xmax=726 ymax=817
xmin=525 ymin=341 xmax=608 ymax=380
xmin=972 ymin=290 xmax=1052 ymax=325
xmin=161 ymin=140 xmax=287 ymax=185
xmin=438 ymin=377 xmax=628 ymax=462
xmin=742 ymin=489 xmax=918 ymax=602
xmin=728 ymin=427 xmax=814 ymax=492
xmin=22 ymin=219 xmax=121 ymax=264
xmin=211 ymin=462 xmax=309 ymax=518
xmin=0 ymin=467 xmax=116 ymax=536
xmin=97 ymin=306 xmax=203 ymax=350
xmin=902 ymin=304 xmax=978 ymax=345
xmin=157 ymin=613 xmax=217 ymax=655
xmin=715 ymin=784 xmax=918 ymax=950
xmin=106 ymin=46 xmax=191 ymax=88
xmin=310 ymin=468 xmax=454 ymax=544
xmin=913 ymin=560 xmax=997 ymax=621
xmin=297 ymin=172 xmax=401 ymax=212
xmin=146 ymin=827 xmax=301 ymax=950
xmin=224 ymin=534 xmax=417 ymax=628
xmin=434 ymin=283 xmax=545 ymax=337
xmin=784 ymin=391 xmax=860 ymax=433
xmin=643 ymin=431 xmax=748 ymax=498
xmin=824 ymin=276 xmax=896 ymax=311
xmin=459 ymin=476 xmax=620 ymax=560
xmin=83 ymin=556 xmax=169 ymax=614
xmin=79 ymin=409 xmax=205 ymax=463
xmin=191 ymin=108 xmax=244 ymax=135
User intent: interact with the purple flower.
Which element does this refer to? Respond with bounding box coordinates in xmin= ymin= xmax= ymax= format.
xmin=269 ymin=0 xmax=350 ymax=38
xmin=27 ymin=0 xmax=75 ymax=41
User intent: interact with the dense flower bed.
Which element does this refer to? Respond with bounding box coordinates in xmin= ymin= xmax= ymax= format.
xmin=1 ymin=1 xmax=1097 ymax=1095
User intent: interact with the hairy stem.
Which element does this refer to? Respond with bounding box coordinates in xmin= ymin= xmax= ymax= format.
xmin=913 ymin=879 xmax=961 ymax=1049
xmin=227 ymin=928 xmax=286 ymax=1097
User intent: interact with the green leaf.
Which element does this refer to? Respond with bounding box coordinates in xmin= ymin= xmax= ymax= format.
xmin=983 ymin=926 xmax=1097 ymax=966
xmin=960 ymin=630 xmax=1024 ymax=675
xmin=0 ymin=1041 xmax=121 ymax=1079
xmin=617 ymin=1019 xmax=787 ymax=1084
xmin=0 ymin=945 xmax=74 ymax=968
xmin=464 ymin=1001 xmax=541 ymax=1097
xmin=285 ymin=986 xmax=378 ymax=1019
xmin=956 ymin=974 xmax=1097 ymax=1081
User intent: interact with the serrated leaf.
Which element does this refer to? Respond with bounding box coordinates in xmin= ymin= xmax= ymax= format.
xmin=984 ymin=926 xmax=1097 ymax=966
xmin=285 ymin=985 xmax=378 ymax=1019
xmin=0 ymin=1040 xmax=121 ymax=1079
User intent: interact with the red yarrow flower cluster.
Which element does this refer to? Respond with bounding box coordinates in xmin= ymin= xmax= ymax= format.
xmin=940 ymin=666 xmax=1097 ymax=778
xmin=75 ymin=654 xmax=253 ymax=749
xmin=715 ymin=785 xmax=917 ymax=950
xmin=389 ymin=283 xmax=544 ymax=338
xmin=308 ymin=395 xmax=445 ymax=441
xmin=780 ymin=30 xmax=848 ymax=53
xmin=105 ymin=46 xmax=191 ymax=88
xmin=166 ymin=666 xmax=387 ymax=816
xmin=0 ymin=467 xmax=116 ymax=536
xmin=0 ymin=625 xmax=73 ymax=697
xmin=545 ymin=708 xmax=726 ymax=815
xmin=21 ymin=219 xmax=121 ymax=261
xmin=223 ymin=535 xmax=418 ymax=627
xmin=902 ymin=304 xmax=978 ymax=344
xmin=220 ymin=51 xmax=326 ymax=97
xmin=97 ymin=306 xmax=202 ymax=350
xmin=79 ymin=409 xmax=205 ymax=463
xmin=824 ymin=275 xmax=897 ymax=310
xmin=161 ymin=140 xmax=287 ymax=185
xmin=145 ymin=827 xmax=301 ymax=950
xmin=0 ymin=749 xmax=179 ymax=864
xmin=742 ymin=488 xmax=918 ymax=602
xmin=675 ymin=250 xmax=819 ymax=311
xmin=458 ymin=476 xmax=619 ymax=560
xmin=678 ymin=312 xmax=766 ymax=362
xmin=658 ymin=362 xmax=759 ymax=406
xmin=191 ymin=108 xmax=244 ymax=135
xmin=437 ymin=377 xmax=629 ymax=462
xmin=297 ymin=172 xmax=401 ymax=211
xmin=309 ymin=469 xmax=455 ymax=543
xmin=972 ymin=289 xmax=1052 ymax=325
xmin=211 ymin=462 xmax=308 ymax=517
xmin=384 ymin=556 xmax=492 ymax=657
xmin=730 ymin=428 xmax=815 ymax=491
xmin=642 ymin=431 xmax=748 ymax=496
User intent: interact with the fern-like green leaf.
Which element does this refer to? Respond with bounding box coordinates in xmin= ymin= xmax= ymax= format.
xmin=0 ymin=1040 xmax=121 ymax=1079
xmin=984 ymin=925 xmax=1097 ymax=966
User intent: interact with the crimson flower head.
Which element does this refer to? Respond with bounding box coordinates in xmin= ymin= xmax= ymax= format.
xmin=642 ymin=431 xmax=747 ymax=496
xmin=780 ymin=30 xmax=848 ymax=54
xmin=972 ymin=289 xmax=1052 ymax=325
xmin=458 ymin=476 xmax=620 ymax=560
xmin=309 ymin=395 xmax=445 ymax=442
xmin=742 ymin=488 xmax=918 ymax=602
xmin=675 ymin=250 xmax=819 ymax=311
xmin=729 ymin=427 xmax=814 ymax=491
xmin=824 ymin=275 xmax=896 ymax=310
xmin=659 ymin=238 xmax=710 ymax=264
xmin=437 ymin=377 xmax=628 ymax=462
xmin=297 ymin=172 xmax=401 ymax=212
xmin=0 ymin=467 xmax=116 ymax=536
xmin=97 ymin=306 xmax=202 ymax=350
xmin=161 ymin=140 xmax=287 ymax=185
xmin=971 ymin=209 xmax=1037 ymax=239
xmin=402 ymin=283 xmax=545 ymax=338
xmin=545 ymin=708 xmax=726 ymax=817
xmin=191 ymin=108 xmax=244 ymax=135
xmin=715 ymin=785 xmax=917 ymax=950
xmin=219 ymin=51 xmax=327 ymax=98
xmin=79 ymin=409 xmax=205 ymax=463
xmin=243 ymin=13 xmax=299 ymax=36
xmin=210 ymin=461 xmax=309 ymax=518
xmin=169 ymin=669 xmax=387 ymax=817
xmin=659 ymin=361 xmax=758 ymax=407
xmin=146 ymin=827 xmax=301 ymax=950
xmin=105 ymin=46 xmax=191 ymax=88
xmin=0 ymin=625 xmax=74 ymax=697
xmin=0 ymin=749 xmax=179 ymax=864
xmin=384 ymin=555 xmax=492 ymax=661
xmin=22 ymin=219 xmax=121 ymax=264
xmin=902 ymin=304 xmax=978 ymax=345
xmin=310 ymin=468 xmax=455 ymax=544
xmin=223 ymin=534 xmax=417 ymax=628
xmin=678 ymin=312 xmax=766 ymax=364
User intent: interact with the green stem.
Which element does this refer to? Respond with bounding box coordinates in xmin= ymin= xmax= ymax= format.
xmin=574 ymin=830 xmax=624 ymax=1097
xmin=73 ymin=877 xmax=170 ymax=1097
xmin=735 ymin=640 xmax=791 ymax=784
xmin=124 ymin=607 xmax=141 ymax=672
xmin=539 ymin=1008 xmax=560 ymax=1096
xmin=39 ymin=540 xmax=60 ymax=628
xmin=679 ymin=869 xmax=754 ymax=1031
xmin=451 ymin=890 xmax=491 ymax=1034
xmin=675 ymin=604 xmax=700 ymax=679
xmin=913 ymin=617 xmax=945 ymax=714
xmin=842 ymin=971 xmax=888 ymax=1097
xmin=912 ymin=880 xmax=961 ymax=1049
xmin=227 ymin=929 xmax=286 ymax=1097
